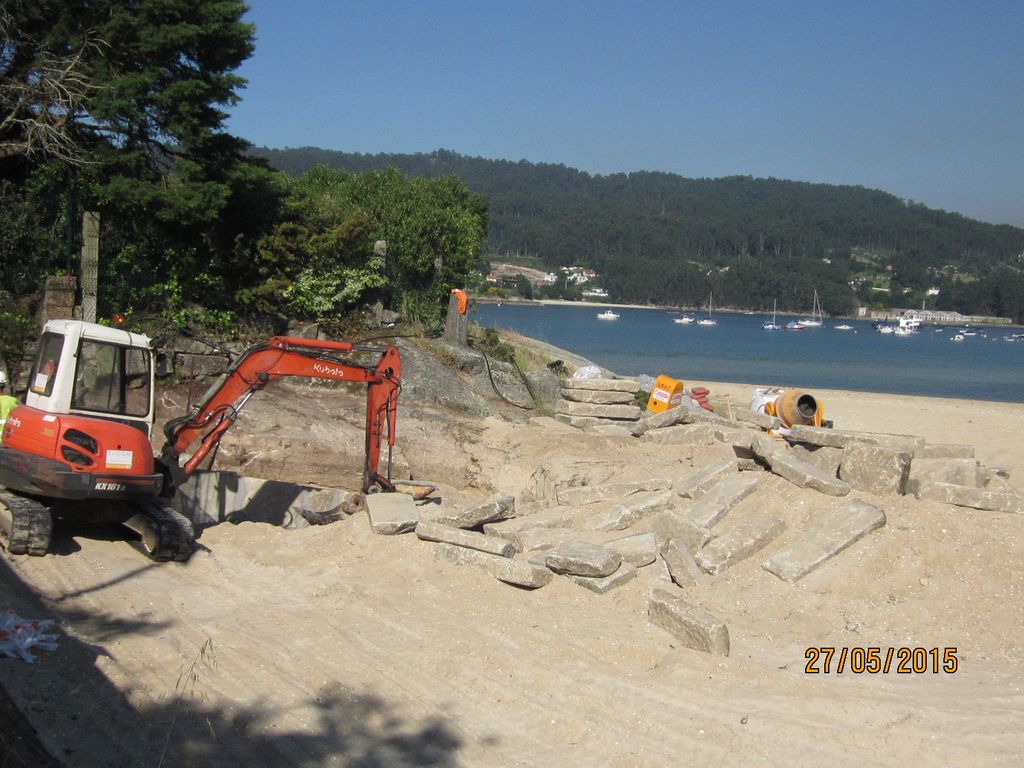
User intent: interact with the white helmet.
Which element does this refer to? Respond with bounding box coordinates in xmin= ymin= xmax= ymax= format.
xmin=0 ymin=371 xmax=7 ymax=386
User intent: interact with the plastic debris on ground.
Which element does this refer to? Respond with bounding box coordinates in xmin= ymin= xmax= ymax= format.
xmin=572 ymin=365 xmax=603 ymax=380
xmin=0 ymin=611 xmax=59 ymax=663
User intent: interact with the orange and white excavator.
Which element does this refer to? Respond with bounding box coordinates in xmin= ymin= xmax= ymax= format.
xmin=0 ymin=319 xmax=401 ymax=562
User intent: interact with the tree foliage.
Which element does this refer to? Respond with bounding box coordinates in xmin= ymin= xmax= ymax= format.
xmin=241 ymin=166 xmax=488 ymax=323
xmin=253 ymin=148 xmax=1024 ymax=321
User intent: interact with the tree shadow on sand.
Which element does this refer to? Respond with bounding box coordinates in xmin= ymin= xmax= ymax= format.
xmin=0 ymin=556 xmax=465 ymax=768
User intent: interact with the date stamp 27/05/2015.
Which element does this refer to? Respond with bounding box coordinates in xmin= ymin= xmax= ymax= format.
xmin=804 ymin=647 xmax=958 ymax=674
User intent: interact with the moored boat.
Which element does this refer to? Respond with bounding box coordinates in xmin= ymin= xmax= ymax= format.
xmin=597 ymin=310 xmax=620 ymax=320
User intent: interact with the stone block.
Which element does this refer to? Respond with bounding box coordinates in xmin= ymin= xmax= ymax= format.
xmin=913 ymin=481 xmax=1023 ymax=513
xmin=920 ymin=443 xmax=976 ymax=460
xmin=545 ymin=541 xmax=622 ymax=577
xmin=660 ymin=538 xmax=703 ymax=587
xmin=645 ymin=510 xmax=714 ymax=555
xmin=695 ymin=516 xmax=785 ymax=575
xmin=715 ymin=426 xmax=754 ymax=447
xmin=648 ymin=589 xmax=730 ymax=656
xmin=365 ymin=492 xmax=419 ymax=535
xmin=643 ymin=423 xmax=717 ymax=446
xmin=734 ymin=408 xmax=782 ymax=431
xmin=516 ymin=526 xmax=580 ymax=552
xmin=606 ymin=531 xmax=658 ymax=567
xmin=435 ymin=544 xmax=553 ymax=589
xmin=906 ymin=458 xmax=982 ymax=491
xmin=762 ymin=450 xmax=851 ymax=497
xmin=560 ymin=388 xmax=636 ymax=405
xmin=762 ymin=500 xmax=886 ymax=582
xmin=557 ymin=478 xmax=671 ymax=507
xmin=582 ymin=489 xmax=677 ymax=531
xmin=483 ymin=507 xmax=576 ymax=540
xmin=556 ymin=399 xmax=643 ymax=421
xmin=791 ymin=444 xmax=845 ymax=476
xmin=839 ymin=443 xmax=912 ymax=496
xmin=564 ymin=562 xmax=638 ymax=593
xmin=561 ymin=377 xmax=640 ymax=393
xmin=674 ymin=460 xmax=738 ymax=499
xmin=431 ymin=495 xmax=517 ymax=529
xmin=681 ymin=474 xmax=761 ymax=528
xmin=415 ymin=520 xmax=518 ymax=557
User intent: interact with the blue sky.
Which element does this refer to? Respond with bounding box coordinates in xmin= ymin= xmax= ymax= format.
xmin=226 ymin=1 xmax=1024 ymax=228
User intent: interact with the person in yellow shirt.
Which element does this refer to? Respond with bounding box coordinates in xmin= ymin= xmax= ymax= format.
xmin=0 ymin=371 xmax=18 ymax=443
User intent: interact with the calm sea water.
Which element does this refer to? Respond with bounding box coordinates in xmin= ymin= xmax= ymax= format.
xmin=474 ymin=303 xmax=1024 ymax=403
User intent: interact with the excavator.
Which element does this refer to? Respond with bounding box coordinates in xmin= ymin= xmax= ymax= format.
xmin=0 ymin=319 xmax=401 ymax=562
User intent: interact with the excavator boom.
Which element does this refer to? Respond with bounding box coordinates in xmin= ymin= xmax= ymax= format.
xmin=160 ymin=336 xmax=401 ymax=493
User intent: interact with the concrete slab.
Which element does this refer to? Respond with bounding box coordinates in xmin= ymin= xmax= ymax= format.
xmin=545 ymin=541 xmax=622 ymax=577
xmin=483 ymin=508 xmax=577 ymax=541
xmin=695 ymin=516 xmax=785 ymax=575
xmin=763 ymin=450 xmax=851 ymax=497
xmin=913 ymin=481 xmax=1023 ymax=513
xmin=648 ymin=589 xmax=730 ymax=656
xmin=565 ymin=562 xmax=638 ymax=593
xmin=415 ymin=520 xmax=518 ymax=556
xmin=365 ymin=492 xmax=420 ymax=535
xmin=560 ymin=388 xmax=636 ymax=405
xmin=605 ymin=531 xmax=658 ymax=567
xmin=582 ymin=489 xmax=678 ymax=531
xmin=431 ymin=495 xmax=517 ymax=529
xmin=561 ymin=377 xmax=640 ymax=393
xmin=644 ymin=510 xmax=714 ymax=555
xmin=556 ymin=400 xmax=643 ymax=420
xmin=557 ymin=478 xmax=671 ymax=507
xmin=435 ymin=544 xmax=553 ymax=588
xmin=660 ymin=538 xmax=703 ymax=587
xmin=673 ymin=460 xmax=738 ymax=500
xmin=762 ymin=500 xmax=886 ymax=582
xmin=643 ymin=423 xmax=717 ymax=446
xmin=681 ymin=474 xmax=760 ymax=528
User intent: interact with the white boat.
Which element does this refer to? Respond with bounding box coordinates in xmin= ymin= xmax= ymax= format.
xmin=897 ymin=314 xmax=922 ymax=333
xmin=783 ymin=320 xmax=804 ymax=331
xmin=596 ymin=310 xmax=620 ymax=320
xmin=697 ymin=292 xmax=717 ymax=326
xmin=762 ymin=299 xmax=781 ymax=331
xmin=834 ymin=324 xmax=853 ymax=331
xmin=673 ymin=314 xmax=695 ymax=324
xmin=951 ymin=334 xmax=965 ymax=342
xmin=797 ymin=290 xmax=824 ymax=327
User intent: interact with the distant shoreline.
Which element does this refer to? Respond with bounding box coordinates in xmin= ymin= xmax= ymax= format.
xmin=471 ymin=294 xmax=1021 ymax=327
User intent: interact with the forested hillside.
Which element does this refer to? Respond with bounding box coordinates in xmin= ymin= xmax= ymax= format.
xmin=252 ymin=147 xmax=1024 ymax=321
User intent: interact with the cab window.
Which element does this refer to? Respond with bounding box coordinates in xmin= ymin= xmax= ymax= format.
xmin=30 ymin=332 xmax=65 ymax=397
xmin=71 ymin=340 xmax=151 ymax=417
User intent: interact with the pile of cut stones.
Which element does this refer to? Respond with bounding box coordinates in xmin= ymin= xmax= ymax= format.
xmin=365 ymin=383 xmax=1020 ymax=657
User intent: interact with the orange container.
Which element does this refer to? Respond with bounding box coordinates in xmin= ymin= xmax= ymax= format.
xmin=646 ymin=374 xmax=684 ymax=413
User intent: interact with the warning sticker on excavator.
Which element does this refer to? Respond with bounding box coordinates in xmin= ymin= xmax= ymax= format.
xmin=105 ymin=450 xmax=133 ymax=469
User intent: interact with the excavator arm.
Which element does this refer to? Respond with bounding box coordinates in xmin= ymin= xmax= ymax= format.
xmin=159 ymin=336 xmax=401 ymax=494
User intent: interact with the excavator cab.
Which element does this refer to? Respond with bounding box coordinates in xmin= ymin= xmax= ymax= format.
xmin=26 ymin=320 xmax=156 ymax=436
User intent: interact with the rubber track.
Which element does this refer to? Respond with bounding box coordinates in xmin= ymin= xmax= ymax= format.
xmin=0 ymin=489 xmax=52 ymax=557
xmin=132 ymin=500 xmax=196 ymax=562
